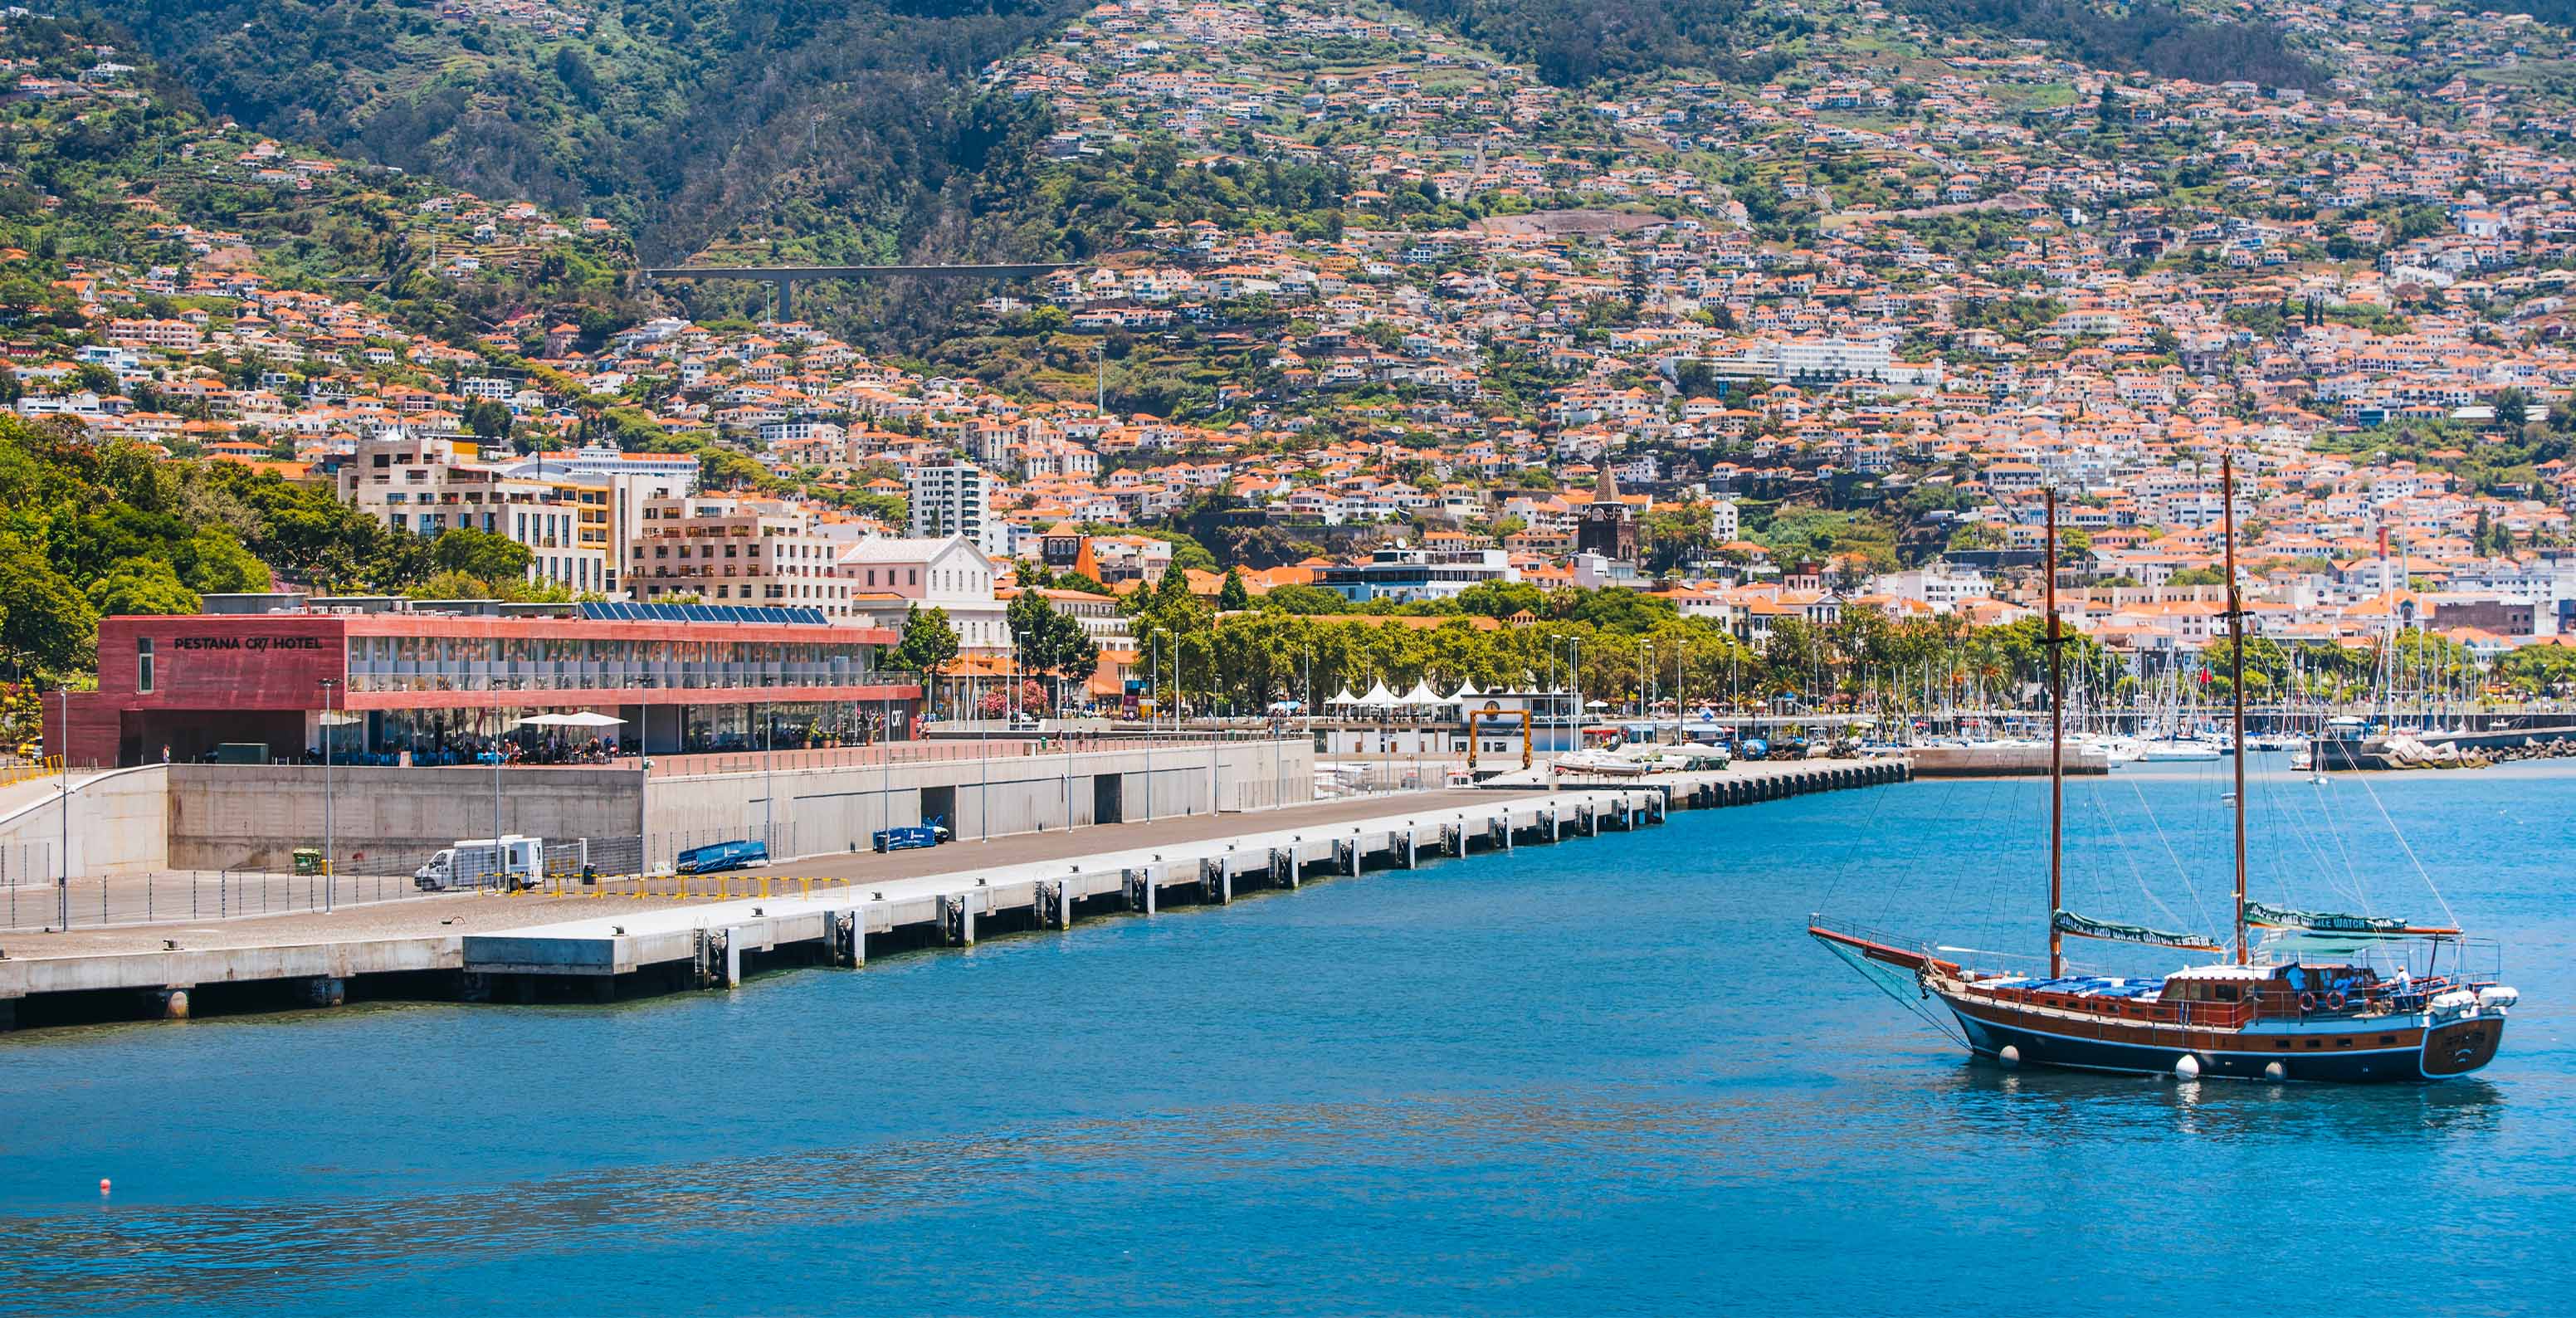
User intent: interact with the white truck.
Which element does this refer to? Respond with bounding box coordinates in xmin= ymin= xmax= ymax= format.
xmin=415 ymin=835 xmax=544 ymax=891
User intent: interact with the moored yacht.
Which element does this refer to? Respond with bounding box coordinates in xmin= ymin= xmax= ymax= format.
xmin=1812 ymin=458 xmax=2516 ymax=1083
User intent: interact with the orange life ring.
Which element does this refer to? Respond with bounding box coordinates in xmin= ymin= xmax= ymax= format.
xmin=2298 ymin=991 xmax=2318 ymax=1013
xmin=2325 ymin=991 xmax=2347 ymax=1012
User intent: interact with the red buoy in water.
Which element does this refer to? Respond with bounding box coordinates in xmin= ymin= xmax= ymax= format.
xmin=99 ymin=1179 xmax=110 ymax=1195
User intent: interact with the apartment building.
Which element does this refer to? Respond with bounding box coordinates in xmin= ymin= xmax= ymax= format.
xmin=907 ymin=462 xmax=1009 ymax=557
xmin=336 ymin=434 xmax=612 ymax=594
xmin=629 ymin=495 xmax=858 ymax=617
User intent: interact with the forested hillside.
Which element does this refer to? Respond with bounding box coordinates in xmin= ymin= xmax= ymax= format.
xmin=1895 ymin=0 xmax=2322 ymax=89
xmin=1384 ymin=0 xmax=1811 ymax=85
xmin=1378 ymin=0 xmax=2316 ymax=90
xmin=0 ymin=14 xmax=641 ymax=342
xmin=85 ymin=0 xmax=1091 ymax=264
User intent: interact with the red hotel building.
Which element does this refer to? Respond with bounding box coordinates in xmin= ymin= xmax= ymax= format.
xmin=51 ymin=597 xmax=924 ymax=767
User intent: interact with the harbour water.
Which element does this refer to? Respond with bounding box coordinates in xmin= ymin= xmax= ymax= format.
xmin=2 ymin=758 xmax=2569 ymax=1315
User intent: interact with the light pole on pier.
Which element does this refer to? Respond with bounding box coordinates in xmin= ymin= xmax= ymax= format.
xmin=57 ymin=685 xmax=68 ymax=930
xmin=317 ymin=677 xmax=339 ymax=912
xmin=1146 ymin=627 xmax=1182 ymax=814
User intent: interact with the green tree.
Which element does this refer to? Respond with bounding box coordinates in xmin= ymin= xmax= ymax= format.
xmin=1947 ymin=521 xmax=2005 ymax=552
xmin=1259 ymin=583 xmax=1348 ymax=614
xmin=1453 ymin=579 xmax=1547 ymax=618
xmin=700 ymin=447 xmax=770 ymax=491
xmin=431 ymin=527 xmax=534 ymax=582
xmin=466 ymin=399 xmax=516 ymax=443
xmin=87 ymin=560 xmax=200 ymax=617
xmin=894 ymin=603 xmax=961 ymax=676
xmin=0 ymin=531 xmax=97 ymax=677
xmin=1217 ymin=567 xmax=1251 ymax=611
xmin=1009 ymin=590 xmax=1100 ymax=686
xmin=171 ymin=530 xmax=272 ymax=594
xmin=2496 ymin=388 xmax=2530 ymax=431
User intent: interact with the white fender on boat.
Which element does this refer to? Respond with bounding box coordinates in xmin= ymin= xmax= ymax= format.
xmin=2173 ymin=1054 xmax=2202 ymax=1080
xmin=2262 ymin=1061 xmax=2285 ymax=1081
xmin=1997 ymin=1045 xmax=2020 ymax=1069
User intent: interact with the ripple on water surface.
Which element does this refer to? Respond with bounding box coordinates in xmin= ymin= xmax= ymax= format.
xmin=2 ymin=761 xmax=2570 ymax=1316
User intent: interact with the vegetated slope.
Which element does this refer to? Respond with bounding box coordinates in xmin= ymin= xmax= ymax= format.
xmin=82 ymin=0 xmax=1090 ymax=263
xmin=0 ymin=13 xmax=638 ymax=338
xmin=1384 ymin=0 xmax=1812 ymax=85
xmin=1898 ymin=0 xmax=2324 ymax=89
xmin=1395 ymin=0 xmax=2322 ymax=90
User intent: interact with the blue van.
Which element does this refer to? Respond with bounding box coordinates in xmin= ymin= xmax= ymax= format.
xmin=676 ymin=839 xmax=768 ymax=874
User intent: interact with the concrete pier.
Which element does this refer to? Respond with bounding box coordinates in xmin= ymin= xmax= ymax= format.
xmin=0 ymin=759 xmax=1905 ymax=1031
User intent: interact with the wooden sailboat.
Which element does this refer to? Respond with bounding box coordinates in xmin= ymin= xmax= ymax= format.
xmin=1812 ymin=456 xmax=2517 ymax=1081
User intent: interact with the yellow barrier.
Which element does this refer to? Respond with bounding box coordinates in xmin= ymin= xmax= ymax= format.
xmin=0 ymin=757 xmax=64 ymax=789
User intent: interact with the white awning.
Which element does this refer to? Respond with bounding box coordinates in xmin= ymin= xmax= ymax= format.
xmin=1358 ymin=682 xmax=1398 ymax=708
xmin=1399 ymin=681 xmax=1443 ymax=707
xmin=517 ymin=711 xmax=628 ymax=728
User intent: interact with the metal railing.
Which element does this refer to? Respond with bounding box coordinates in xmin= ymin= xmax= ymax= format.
xmin=0 ymin=835 xmax=645 ymax=932
xmin=645 ymin=736 xmax=1261 ymax=778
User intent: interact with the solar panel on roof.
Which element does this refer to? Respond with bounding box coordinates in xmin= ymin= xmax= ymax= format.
xmin=574 ymin=600 xmax=837 ymax=626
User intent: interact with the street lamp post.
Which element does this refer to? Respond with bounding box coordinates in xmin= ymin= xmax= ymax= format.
xmin=56 ymin=685 xmax=68 ymax=930
xmin=1555 ymin=638 xmax=1576 ymax=762
xmin=490 ymin=710 xmax=503 ymax=874
xmin=317 ymin=677 xmax=339 ymax=912
xmin=1204 ymin=637 xmax=1217 ymax=816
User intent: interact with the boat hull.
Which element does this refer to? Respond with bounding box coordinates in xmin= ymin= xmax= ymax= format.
xmin=1948 ymin=1001 xmax=2505 ymax=1083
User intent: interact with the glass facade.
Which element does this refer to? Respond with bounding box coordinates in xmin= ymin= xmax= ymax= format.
xmin=676 ymin=700 xmax=881 ymax=754
xmin=344 ymin=699 xmax=900 ymax=764
xmin=345 ymin=634 xmax=889 ymax=695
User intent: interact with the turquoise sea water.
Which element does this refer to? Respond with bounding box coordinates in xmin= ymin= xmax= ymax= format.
xmin=2 ymin=757 xmax=2569 ymax=1316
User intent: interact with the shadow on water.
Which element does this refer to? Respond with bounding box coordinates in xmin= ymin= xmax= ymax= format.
xmin=1935 ymin=1057 xmax=2508 ymax=1144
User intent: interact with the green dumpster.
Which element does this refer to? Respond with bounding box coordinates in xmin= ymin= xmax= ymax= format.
xmin=291 ymin=847 xmax=323 ymax=876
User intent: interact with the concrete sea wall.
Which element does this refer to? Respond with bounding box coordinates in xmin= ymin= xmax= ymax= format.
xmin=0 ymin=765 xmax=172 ymax=880
xmin=643 ymin=739 xmax=1316 ymax=866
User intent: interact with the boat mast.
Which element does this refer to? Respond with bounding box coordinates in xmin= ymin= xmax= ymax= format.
xmin=2046 ymin=486 xmax=2064 ymax=979
xmin=2224 ymin=452 xmax=2248 ymax=966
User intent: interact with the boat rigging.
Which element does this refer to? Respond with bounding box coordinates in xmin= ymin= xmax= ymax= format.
xmin=1810 ymin=455 xmax=2518 ymax=1083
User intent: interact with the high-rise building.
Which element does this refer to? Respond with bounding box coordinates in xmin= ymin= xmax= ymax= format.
xmin=907 ymin=463 xmax=1007 ymax=557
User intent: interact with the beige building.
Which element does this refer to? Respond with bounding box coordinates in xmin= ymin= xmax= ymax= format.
xmin=337 ymin=433 xmax=612 ymax=594
xmin=630 ymin=495 xmax=859 ymax=617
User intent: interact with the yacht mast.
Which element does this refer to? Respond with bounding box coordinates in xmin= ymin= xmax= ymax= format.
xmin=2224 ymin=453 xmax=2248 ymax=966
xmin=2046 ymin=486 xmax=2064 ymax=979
